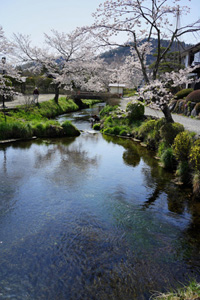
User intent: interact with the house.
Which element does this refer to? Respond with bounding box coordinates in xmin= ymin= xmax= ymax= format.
xmin=108 ymin=83 xmax=126 ymax=97
xmin=181 ymin=43 xmax=200 ymax=68
xmin=181 ymin=43 xmax=200 ymax=89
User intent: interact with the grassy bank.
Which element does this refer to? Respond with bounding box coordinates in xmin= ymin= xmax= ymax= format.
xmin=95 ymin=103 xmax=200 ymax=198
xmin=152 ymin=280 xmax=200 ymax=299
xmin=0 ymin=97 xmax=84 ymax=140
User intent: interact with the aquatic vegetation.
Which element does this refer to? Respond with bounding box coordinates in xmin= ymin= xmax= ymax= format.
xmin=152 ymin=280 xmax=200 ymax=300
xmin=93 ymin=123 xmax=101 ymax=130
xmin=160 ymin=147 xmax=176 ymax=170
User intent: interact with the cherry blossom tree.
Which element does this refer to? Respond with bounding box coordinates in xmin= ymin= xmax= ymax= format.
xmin=139 ymin=65 xmax=200 ymax=122
xmin=0 ymin=26 xmax=23 ymax=107
xmin=88 ymin=0 xmax=200 ymax=83
xmin=14 ymin=30 xmax=109 ymax=103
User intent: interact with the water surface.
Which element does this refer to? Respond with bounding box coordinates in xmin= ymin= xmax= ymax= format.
xmin=0 ymin=106 xmax=200 ymax=299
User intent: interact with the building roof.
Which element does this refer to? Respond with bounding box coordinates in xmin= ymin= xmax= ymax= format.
xmin=181 ymin=43 xmax=200 ymax=57
xmin=109 ymin=83 xmax=126 ymax=87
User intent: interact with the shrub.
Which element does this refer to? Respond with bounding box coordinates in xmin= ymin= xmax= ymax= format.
xmin=103 ymin=127 xmax=114 ymax=135
xmin=104 ymin=116 xmax=114 ymax=127
xmin=160 ymin=147 xmax=176 ymax=170
xmin=93 ymin=123 xmax=101 ymax=130
xmin=173 ymin=131 xmax=192 ymax=161
xmin=175 ymin=88 xmax=193 ymax=99
xmin=119 ymin=129 xmax=129 ymax=136
xmin=100 ymin=105 xmax=118 ymax=117
xmin=176 ymin=161 xmax=190 ymax=184
xmin=189 ymin=140 xmax=200 ymax=170
xmin=192 ymin=171 xmax=200 ymax=197
xmin=157 ymin=142 xmax=167 ymax=158
xmin=137 ymin=119 xmax=157 ymax=140
xmin=61 ymin=120 xmax=80 ymax=137
xmin=194 ymin=102 xmax=200 ymax=115
xmin=160 ymin=122 xmax=184 ymax=146
xmin=112 ymin=125 xmax=122 ymax=135
xmin=186 ymin=89 xmax=200 ymax=103
xmin=146 ymin=130 xmax=161 ymax=150
xmin=126 ymin=101 xmax=144 ymax=121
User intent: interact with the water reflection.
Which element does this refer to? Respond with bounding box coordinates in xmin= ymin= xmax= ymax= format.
xmin=0 ymin=107 xmax=200 ymax=299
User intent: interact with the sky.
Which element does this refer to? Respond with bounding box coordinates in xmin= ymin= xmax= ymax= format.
xmin=0 ymin=0 xmax=200 ymax=47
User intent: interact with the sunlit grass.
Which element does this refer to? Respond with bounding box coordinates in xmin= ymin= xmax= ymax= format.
xmin=0 ymin=97 xmax=80 ymax=140
xmin=151 ymin=280 xmax=200 ymax=300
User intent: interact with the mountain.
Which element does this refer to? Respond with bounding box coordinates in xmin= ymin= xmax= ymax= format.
xmin=100 ymin=38 xmax=194 ymax=65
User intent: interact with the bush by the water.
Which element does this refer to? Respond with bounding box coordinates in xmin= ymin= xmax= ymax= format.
xmin=61 ymin=120 xmax=80 ymax=137
xmin=126 ymin=101 xmax=144 ymax=121
xmin=176 ymin=161 xmax=190 ymax=184
xmin=160 ymin=147 xmax=176 ymax=170
xmin=173 ymin=131 xmax=192 ymax=161
xmin=175 ymin=88 xmax=193 ymax=99
xmin=99 ymin=105 xmax=119 ymax=117
xmin=189 ymin=140 xmax=200 ymax=170
xmin=160 ymin=122 xmax=184 ymax=146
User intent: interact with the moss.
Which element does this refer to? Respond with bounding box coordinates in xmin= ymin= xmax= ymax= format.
xmin=93 ymin=123 xmax=101 ymax=130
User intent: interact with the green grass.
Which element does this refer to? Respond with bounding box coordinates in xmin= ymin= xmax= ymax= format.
xmin=0 ymin=97 xmax=80 ymax=140
xmin=82 ymin=99 xmax=103 ymax=106
xmin=123 ymin=88 xmax=137 ymax=97
xmin=152 ymin=280 xmax=200 ymax=299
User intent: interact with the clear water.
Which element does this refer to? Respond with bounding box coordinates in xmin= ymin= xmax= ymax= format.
xmin=0 ymin=105 xmax=200 ymax=299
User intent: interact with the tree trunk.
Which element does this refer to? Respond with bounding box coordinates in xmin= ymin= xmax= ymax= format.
xmin=54 ymin=83 xmax=59 ymax=104
xmin=161 ymin=103 xmax=174 ymax=123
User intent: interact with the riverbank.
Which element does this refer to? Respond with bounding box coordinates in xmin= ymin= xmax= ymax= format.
xmin=120 ymin=97 xmax=200 ymax=136
xmin=97 ymin=102 xmax=200 ymax=198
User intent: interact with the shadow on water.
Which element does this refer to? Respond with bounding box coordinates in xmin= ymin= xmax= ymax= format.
xmin=0 ymin=105 xmax=200 ymax=299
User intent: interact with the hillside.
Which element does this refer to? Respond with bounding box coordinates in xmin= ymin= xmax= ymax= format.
xmin=100 ymin=39 xmax=193 ymax=65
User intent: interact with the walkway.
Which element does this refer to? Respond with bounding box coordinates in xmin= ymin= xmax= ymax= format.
xmin=0 ymin=94 xmax=64 ymax=109
xmin=121 ymin=97 xmax=200 ymax=136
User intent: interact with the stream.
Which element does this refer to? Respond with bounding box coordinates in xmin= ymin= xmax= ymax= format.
xmin=0 ymin=104 xmax=200 ymax=299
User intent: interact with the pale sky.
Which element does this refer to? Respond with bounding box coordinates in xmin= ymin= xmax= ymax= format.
xmin=0 ymin=0 xmax=200 ymax=46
